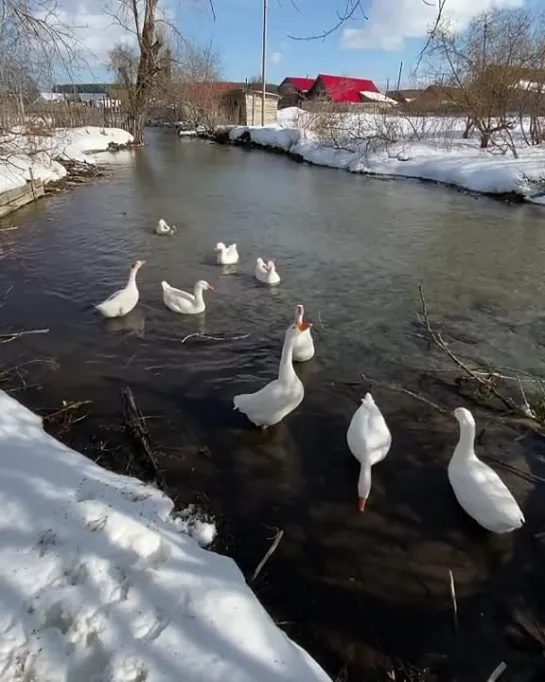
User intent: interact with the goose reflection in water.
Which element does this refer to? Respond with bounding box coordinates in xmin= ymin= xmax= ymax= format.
xmin=103 ymin=307 xmax=146 ymax=337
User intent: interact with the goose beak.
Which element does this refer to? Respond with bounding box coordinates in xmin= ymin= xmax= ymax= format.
xmin=207 ymin=284 xmax=214 ymax=291
xmin=358 ymin=497 xmax=367 ymax=512
xmin=297 ymin=321 xmax=312 ymax=332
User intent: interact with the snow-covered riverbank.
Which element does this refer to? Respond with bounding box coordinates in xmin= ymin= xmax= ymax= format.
xmin=228 ymin=108 xmax=545 ymax=202
xmin=0 ymin=127 xmax=133 ymax=194
xmin=0 ymin=390 xmax=331 ymax=682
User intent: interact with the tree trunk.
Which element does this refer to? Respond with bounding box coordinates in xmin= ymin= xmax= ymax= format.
xmin=462 ymin=116 xmax=474 ymax=139
xmin=480 ymin=131 xmax=490 ymax=148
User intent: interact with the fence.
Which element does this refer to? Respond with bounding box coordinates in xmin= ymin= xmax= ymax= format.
xmin=0 ymin=179 xmax=45 ymax=218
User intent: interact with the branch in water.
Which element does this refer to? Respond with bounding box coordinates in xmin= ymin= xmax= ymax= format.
xmin=180 ymin=332 xmax=251 ymax=344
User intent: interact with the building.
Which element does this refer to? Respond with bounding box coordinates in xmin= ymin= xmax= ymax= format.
xmin=278 ymin=77 xmax=315 ymax=109
xmin=306 ymin=74 xmax=380 ymax=105
xmin=52 ymin=84 xmax=119 ymax=107
xmin=221 ymin=89 xmax=280 ymax=125
xmin=385 ymin=89 xmax=424 ymax=105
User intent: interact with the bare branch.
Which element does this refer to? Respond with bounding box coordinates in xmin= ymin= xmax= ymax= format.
xmin=288 ymin=0 xmax=366 ymax=41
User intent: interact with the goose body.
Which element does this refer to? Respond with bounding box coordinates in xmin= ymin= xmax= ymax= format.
xmin=448 ymin=407 xmax=525 ymax=533
xmin=95 ymin=260 xmax=145 ymax=318
xmin=161 ymin=279 xmax=213 ymax=315
xmin=215 ymin=242 xmax=239 ymax=265
xmin=156 ymin=218 xmax=176 ymax=235
xmin=255 ymin=258 xmax=280 ymax=286
xmin=233 ymin=320 xmax=312 ymax=428
xmin=346 ymin=393 xmax=391 ymax=511
xmin=293 ymin=304 xmax=315 ymax=362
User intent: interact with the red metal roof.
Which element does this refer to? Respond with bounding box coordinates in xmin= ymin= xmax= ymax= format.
xmin=316 ymin=74 xmax=380 ymax=103
xmin=284 ymin=77 xmax=315 ymax=92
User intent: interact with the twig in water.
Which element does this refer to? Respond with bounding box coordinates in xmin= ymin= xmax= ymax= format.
xmin=251 ymin=528 xmax=284 ymax=582
xmin=360 ymin=372 xmax=447 ymax=414
xmin=181 ymin=332 xmax=251 ymax=344
xmin=318 ymin=311 xmax=326 ymax=332
xmin=0 ymin=225 xmax=18 ymax=231
xmin=45 ymin=400 xmax=92 ymax=421
xmin=418 ymin=284 xmax=517 ymax=413
xmin=448 ymin=569 xmax=458 ymax=633
xmin=486 ymin=662 xmax=507 ymax=682
xmin=121 ymin=386 xmax=165 ymax=489
xmin=0 ymin=328 xmax=49 ymax=344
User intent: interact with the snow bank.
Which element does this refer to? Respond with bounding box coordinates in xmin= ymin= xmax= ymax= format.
xmin=232 ymin=110 xmax=545 ymax=200
xmin=0 ymin=127 xmax=133 ymax=194
xmin=229 ymin=125 xmax=301 ymax=151
xmin=0 ymin=390 xmax=331 ymax=682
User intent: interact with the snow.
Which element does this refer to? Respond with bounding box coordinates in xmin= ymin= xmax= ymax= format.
xmin=0 ymin=127 xmax=133 ymax=194
xmin=230 ymin=109 xmax=545 ymax=200
xmin=0 ymin=390 xmax=331 ymax=682
xmin=360 ymin=91 xmax=398 ymax=105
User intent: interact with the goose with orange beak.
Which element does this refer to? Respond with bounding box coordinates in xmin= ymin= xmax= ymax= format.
xmin=346 ymin=393 xmax=391 ymax=512
xmin=233 ymin=318 xmax=312 ymax=428
xmin=293 ymin=304 xmax=315 ymax=362
xmin=161 ymin=279 xmax=214 ymax=314
xmin=95 ymin=260 xmax=146 ymax=318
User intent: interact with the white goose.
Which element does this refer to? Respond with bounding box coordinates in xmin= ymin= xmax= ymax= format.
xmin=95 ymin=260 xmax=145 ymax=318
xmin=161 ymin=279 xmax=213 ymax=314
xmin=215 ymin=242 xmax=239 ymax=265
xmin=346 ymin=393 xmax=391 ymax=512
xmin=293 ymin=304 xmax=315 ymax=362
xmin=156 ymin=218 xmax=176 ymax=235
xmin=233 ymin=319 xmax=312 ymax=428
xmin=255 ymin=258 xmax=281 ymax=285
xmin=448 ymin=407 xmax=525 ymax=533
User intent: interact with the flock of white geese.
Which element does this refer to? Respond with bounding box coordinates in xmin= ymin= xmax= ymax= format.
xmin=94 ymin=220 xmax=525 ymax=536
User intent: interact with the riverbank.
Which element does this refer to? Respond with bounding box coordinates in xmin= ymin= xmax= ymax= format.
xmin=221 ymin=108 xmax=545 ymax=203
xmin=0 ymin=388 xmax=332 ymax=682
xmin=0 ymin=126 xmax=133 ymax=197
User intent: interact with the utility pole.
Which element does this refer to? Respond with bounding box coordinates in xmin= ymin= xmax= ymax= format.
xmin=261 ymin=0 xmax=268 ymax=126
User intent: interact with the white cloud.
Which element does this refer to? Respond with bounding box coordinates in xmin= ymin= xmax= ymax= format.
xmin=270 ymin=51 xmax=283 ymax=65
xmin=340 ymin=0 xmax=525 ymax=51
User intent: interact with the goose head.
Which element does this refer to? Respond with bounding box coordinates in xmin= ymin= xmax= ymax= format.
xmin=454 ymin=407 xmax=475 ymax=428
xmin=195 ymin=280 xmax=214 ymax=292
xmin=256 ymin=257 xmax=265 ymax=267
xmin=295 ymin=304 xmax=305 ymax=325
xmin=215 ymin=242 xmax=226 ymax=252
xmin=266 ymin=259 xmax=276 ymax=272
xmin=131 ymin=259 xmax=146 ymax=272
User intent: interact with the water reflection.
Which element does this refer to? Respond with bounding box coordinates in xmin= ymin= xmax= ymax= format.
xmin=103 ymin=307 xmax=146 ymax=336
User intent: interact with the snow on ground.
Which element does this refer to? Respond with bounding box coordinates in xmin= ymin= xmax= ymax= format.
xmin=0 ymin=127 xmax=133 ymax=194
xmin=229 ymin=107 xmax=545 ymax=201
xmin=0 ymin=390 xmax=332 ymax=682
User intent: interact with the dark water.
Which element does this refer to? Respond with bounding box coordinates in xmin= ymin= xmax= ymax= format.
xmin=2 ymin=129 xmax=545 ymax=680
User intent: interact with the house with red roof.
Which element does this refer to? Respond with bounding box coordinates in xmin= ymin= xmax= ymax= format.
xmin=306 ymin=74 xmax=381 ymax=105
xmin=278 ymin=76 xmax=316 ymax=108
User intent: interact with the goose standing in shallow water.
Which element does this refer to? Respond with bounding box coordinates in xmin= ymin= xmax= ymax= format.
xmin=95 ymin=260 xmax=146 ymax=318
xmin=346 ymin=393 xmax=391 ymax=512
xmin=292 ymin=304 xmax=315 ymax=362
xmin=161 ymin=279 xmax=213 ymax=314
xmin=233 ymin=318 xmax=312 ymax=428
xmin=255 ymin=258 xmax=280 ymax=285
xmin=215 ymin=242 xmax=239 ymax=265
xmin=156 ymin=218 xmax=176 ymax=235
xmin=448 ymin=407 xmax=525 ymax=533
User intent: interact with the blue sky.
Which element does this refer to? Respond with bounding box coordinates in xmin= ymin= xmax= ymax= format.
xmin=63 ymin=0 xmax=538 ymax=90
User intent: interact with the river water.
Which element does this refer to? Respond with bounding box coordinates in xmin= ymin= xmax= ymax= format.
xmin=2 ymin=129 xmax=545 ymax=681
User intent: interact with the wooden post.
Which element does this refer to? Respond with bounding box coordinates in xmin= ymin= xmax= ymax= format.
xmin=261 ymin=0 xmax=268 ymax=126
xmin=28 ymin=167 xmax=36 ymax=201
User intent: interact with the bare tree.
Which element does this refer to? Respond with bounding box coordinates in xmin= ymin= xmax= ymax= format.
xmin=425 ymin=7 xmax=545 ymax=155
xmin=108 ymin=0 xmax=165 ymax=144
xmin=163 ymin=42 xmax=223 ymax=130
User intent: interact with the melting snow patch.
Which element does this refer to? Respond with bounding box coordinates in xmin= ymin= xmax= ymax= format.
xmin=0 ymin=390 xmax=331 ymax=682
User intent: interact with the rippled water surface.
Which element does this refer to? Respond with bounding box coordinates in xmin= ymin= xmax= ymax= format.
xmin=2 ymin=129 xmax=545 ymax=680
